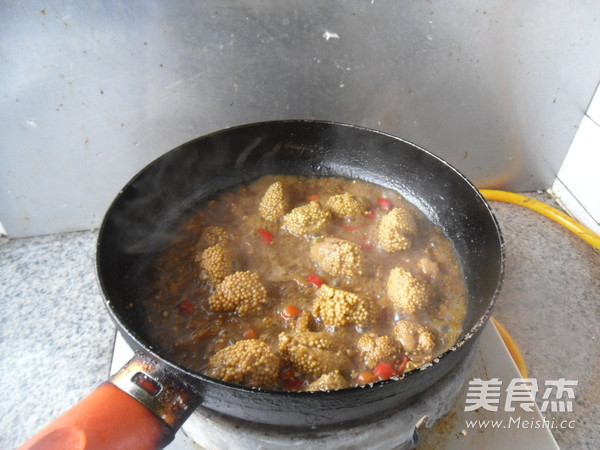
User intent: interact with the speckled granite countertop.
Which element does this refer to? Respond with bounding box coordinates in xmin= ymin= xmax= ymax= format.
xmin=1 ymin=194 xmax=598 ymax=449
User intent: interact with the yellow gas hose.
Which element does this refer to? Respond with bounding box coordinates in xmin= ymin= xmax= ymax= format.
xmin=481 ymin=190 xmax=600 ymax=378
xmin=491 ymin=318 xmax=529 ymax=378
xmin=480 ymin=189 xmax=600 ymax=251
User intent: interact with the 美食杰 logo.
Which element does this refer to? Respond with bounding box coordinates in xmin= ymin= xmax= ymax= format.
xmin=463 ymin=378 xmax=578 ymax=430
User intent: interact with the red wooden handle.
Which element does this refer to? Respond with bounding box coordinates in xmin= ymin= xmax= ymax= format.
xmin=20 ymin=383 xmax=173 ymax=450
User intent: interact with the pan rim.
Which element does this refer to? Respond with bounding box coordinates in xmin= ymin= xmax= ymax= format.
xmin=96 ymin=119 xmax=505 ymax=398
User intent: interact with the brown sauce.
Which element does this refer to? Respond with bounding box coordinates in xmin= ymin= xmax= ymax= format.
xmin=142 ymin=175 xmax=467 ymax=391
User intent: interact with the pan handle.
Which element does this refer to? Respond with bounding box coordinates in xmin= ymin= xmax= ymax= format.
xmin=20 ymin=355 xmax=201 ymax=450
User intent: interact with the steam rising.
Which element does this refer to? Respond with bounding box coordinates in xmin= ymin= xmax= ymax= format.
xmin=97 ymin=121 xmax=502 ymax=347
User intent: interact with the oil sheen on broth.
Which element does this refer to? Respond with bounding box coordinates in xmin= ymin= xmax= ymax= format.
xmin=144 ymin=175 xmax=467 ymax=391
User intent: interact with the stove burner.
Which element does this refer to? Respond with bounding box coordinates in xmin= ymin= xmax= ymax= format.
xmin=181 ymin=345 xmax=476 ymax=450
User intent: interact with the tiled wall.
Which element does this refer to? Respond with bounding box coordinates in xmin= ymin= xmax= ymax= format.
xmin=553 ymin=85 xmax=600 ymax=234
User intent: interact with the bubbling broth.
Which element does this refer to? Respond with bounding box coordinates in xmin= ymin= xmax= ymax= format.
xmin=143 ymin=175 xmax=467 ymax=391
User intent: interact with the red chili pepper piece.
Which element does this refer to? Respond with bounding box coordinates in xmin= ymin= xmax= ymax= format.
xmin=341 ymin=224 xmax=362 ymax=232
xmin=256 ymin=228 xmax=274 ymax=244
xmin=243 ymin=328 xmax=257 ymax=339
xmin=280 ymin=369 xmax=296 ymax=382
xmin=365 ymin=210 xmax=376 ymax=219
xmin=284 ymin=378 xmax=305 ymax=390
xmin=394 ymin=355 xmax=409 ymax=375
xmin=178 ymin=299 xmax=195 ymax=314
xmin=377 ymin=197 xmax=393 ymax=211
xmin=308 ymin=273 xmax=324 ymax=288
xmin=362 ymin=241 xmax=375 ymax=250
xmin=356 ymin=371 xmax=378 ymax=385
xmin=373 ymin=362 xmax=395 ymax=380
xmin=281 ymin=305 xmax=302 ymax=320
xmin=280 ymin=369 xmax=304 ymax=390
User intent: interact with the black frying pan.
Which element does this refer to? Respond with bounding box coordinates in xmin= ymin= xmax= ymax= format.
xmin=22 ymin=120 xmax=503 ymax=449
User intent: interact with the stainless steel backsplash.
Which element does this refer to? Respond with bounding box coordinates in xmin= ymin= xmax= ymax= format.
xmin=2 ymin=0 xmax=599 ymax=237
